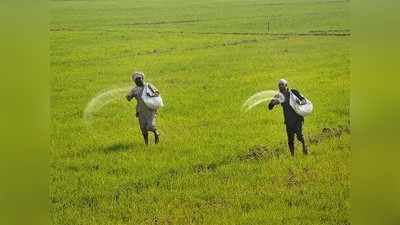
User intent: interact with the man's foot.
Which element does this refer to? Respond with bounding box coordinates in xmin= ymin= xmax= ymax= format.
xmin=289 ymin=145 xmax=295 ymax=157
xmin=154 ymin=131 xmax=160 ymax=144
xmin=143 ymin=133 xmax=149 ymax=145
xmin=302 ymin=143 xmax=308 ymax=155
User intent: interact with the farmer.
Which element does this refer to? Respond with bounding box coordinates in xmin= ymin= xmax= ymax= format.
xmin=268 ymin=79 xmax=308 ymax=156
xmin=126 ymin=71 xmax=160 ymax=145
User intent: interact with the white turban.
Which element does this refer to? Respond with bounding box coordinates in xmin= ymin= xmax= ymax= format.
xmin=278 ymin=79 xmax=288 ymax=85
xmin=132 ymin=71 xmax=144 ymax=80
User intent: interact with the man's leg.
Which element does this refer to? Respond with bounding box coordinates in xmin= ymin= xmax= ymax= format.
xmin=286 ymin=126 xmax=295 ymax=157
xmin=154 ymin=130 xmax=160 ymax=144
xmin=296 ymin=123 xmax=308 ymax=155
xmin=139 ymin=117 xmax=149 ymax=145
xmin=142 ymin=132 xmax=149 ymax=145
xmin=149 ymin=128 xmax=160 ymax=144
xmin=148 ymin=114 xmax=159 ymax=144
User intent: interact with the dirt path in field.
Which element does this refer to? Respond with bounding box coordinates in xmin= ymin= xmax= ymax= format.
xmin=185 ymin=30 xmax=351 ymax=37
xmin=114 ymin=29 xmax=350 ymax=58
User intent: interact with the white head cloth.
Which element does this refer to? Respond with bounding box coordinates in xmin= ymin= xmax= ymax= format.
xmin=132 ymin=71 xmax=144 ymax=80
xmin=278 ymin=79 xmax=288 ymax=85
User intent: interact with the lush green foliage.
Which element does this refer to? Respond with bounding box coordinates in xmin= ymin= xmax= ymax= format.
xmin=50 ymin=0 xmax=350 ymax=224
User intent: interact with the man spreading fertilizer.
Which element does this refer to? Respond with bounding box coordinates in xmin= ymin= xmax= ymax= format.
xmin=268 ymin=79 xmax=310 ymax=156
xmin=126 ymin=71 xmax=163 ymax=145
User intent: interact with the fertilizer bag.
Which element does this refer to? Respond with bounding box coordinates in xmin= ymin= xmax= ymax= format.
xmin=141 ymin=84 xmax=164 ymax=110
xmin=289 ymin=91 xmax=313 ymax=117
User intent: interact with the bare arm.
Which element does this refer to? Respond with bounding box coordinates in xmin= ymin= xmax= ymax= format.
xmin=268 ymin=99 xmax=280 ymax=110
xmin=291 ymin=89 xmax=305 ymax=101
xmin=147 ymin=83 xmax=160 ymax=96
xmin=126 ymin=88 xmax=135 ymax=101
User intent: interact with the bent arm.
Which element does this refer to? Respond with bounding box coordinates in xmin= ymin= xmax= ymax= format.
xmin=291 ymin=89 xmax=305 ymax=101
xmin=268 ymin=99 xmax=279 ymax=110
xmin=126 ymin=88 xmax=136 ymax=101
xmin=147 ymin=83 xmax=160 ymax=96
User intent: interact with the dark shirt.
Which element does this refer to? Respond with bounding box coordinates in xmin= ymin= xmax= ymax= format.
xmin=268 ymin=89 xmax=304 ymax=126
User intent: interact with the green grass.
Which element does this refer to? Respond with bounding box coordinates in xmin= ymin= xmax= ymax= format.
xmin=50 ymin=0 xmax=350 ymax=224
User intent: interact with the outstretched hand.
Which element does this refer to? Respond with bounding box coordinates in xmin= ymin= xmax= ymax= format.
xmin=271 ymin=99 xmax=280 ymax=105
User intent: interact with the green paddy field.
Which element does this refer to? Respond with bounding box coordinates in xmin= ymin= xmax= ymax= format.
xmin=50 ymin=0 xmax=350 ymax=224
